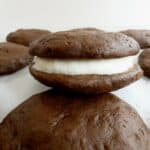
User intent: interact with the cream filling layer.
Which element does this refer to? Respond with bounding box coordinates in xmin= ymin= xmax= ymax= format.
xmin=33 ymin=55 xmax=138 ymax=75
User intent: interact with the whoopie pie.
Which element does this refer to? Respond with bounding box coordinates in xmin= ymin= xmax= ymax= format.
xmin=29 ymin=28 xmax=142 ymax=94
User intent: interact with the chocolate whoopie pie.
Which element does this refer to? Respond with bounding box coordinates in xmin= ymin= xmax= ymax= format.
xmin=120 ymin=29 xmax=150 ymax=49
xmin=7 ymin=29 xmax=51 ymax=46
xmin=0 ymin=90 xmax=149 ymax=150
xmin=139 ymin=48 xmax=150 ymax=78
xmin=29 ymin=29 xmax=143 ymax=94
xmin=0 ymin=42 xmax=32 ymax=75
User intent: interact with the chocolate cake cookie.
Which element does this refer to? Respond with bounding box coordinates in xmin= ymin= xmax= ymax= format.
xmin=0 ymin=90 xmax=149 ymax=150
xmin=120 ymin=29 xmax=150 ymax=49
xmin=7 ymin=29 xmax=51 ymax=46
xmin=29 ymin=29 xmax=142 ymax=94
xmin=70 ymin=27 xmax=105 ymax=33
xmin=0 ymin=42 xmax=32 ymax=75
xmin=139 ymin=48 xmax=150 ymax=78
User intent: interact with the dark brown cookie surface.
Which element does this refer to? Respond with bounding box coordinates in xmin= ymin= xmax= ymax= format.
xmin=0 ymin=90 xmax=149 ymax=150
xmin=30 ymin=29 xmax=140 ymax=59
xmin=0 ymin=42 xmax=32 ymax=75
xmin=121 ymin=29 xmax=150 ymax=49
xmin=70 ymin=27 xmax=105 ymax=33
xmin=30 ymin=64 xmax=142 ymax=94
xmin=139 ymin=48 xmax=150 ymax=77
xmin=7 ymin=29 xmax=51 ymax=46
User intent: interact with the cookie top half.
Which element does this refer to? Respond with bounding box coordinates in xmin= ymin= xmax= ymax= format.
xmin=30 ymin=28 xmax=140 ymax=59
xmin=121 ymin=29 xmax=150 ymax=49
xmin=7 ymin=29 xmax=51 ymax=46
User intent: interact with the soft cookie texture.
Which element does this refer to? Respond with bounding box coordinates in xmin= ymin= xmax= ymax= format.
xmin=70 ymin=27 xmax=105 ymax=32
xmin=30 ymin=30 xmax=139 ymax=59
xmin=120 ymin=29 xmax=150 ymax=49
xmin=139 ymin=48 xmax=150 ymax=78
xmin=0 ymin=90 xmax=149 ymax=150
xmin=30 ymin=64 xmax=142 ymax=94
xmin=29 ymin=28 xmax=142 ymax=94
xmin=0 ymin=42 xmax=32 ymax=75
xmin=7 ymin=29 xmax=51 ymax=46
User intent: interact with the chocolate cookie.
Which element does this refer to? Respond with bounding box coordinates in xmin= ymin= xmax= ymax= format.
xmin=70 ymin=27 xmax=105 ymax=33
xmin=30 ymin=30 xmax=139 ymax=58
xmin=29 ymin=29 xmax=142 ymax=94
xmin=0 ymin=42 xmax=32 ymax=75
xmin=139 ymin=48 xmax=150 ymax=77
xmin=30 ymin=64 xmax=142 ymax=94
xmin=0 ymin=90 xmax=149 ymax=150
xmin=120 ymin=29 xmax=150 ymax=49
xmin=7 ymin=29 xmax=51 ymax=46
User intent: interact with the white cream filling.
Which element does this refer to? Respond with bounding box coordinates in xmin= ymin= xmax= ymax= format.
xmin=33 ymin=54 xmax=138 ymax=75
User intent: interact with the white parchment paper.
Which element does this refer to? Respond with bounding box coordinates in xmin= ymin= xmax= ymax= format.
xmin=0 ymin=67 xmax=150 ymax=127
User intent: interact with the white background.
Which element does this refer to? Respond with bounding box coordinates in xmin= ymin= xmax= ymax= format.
xmin=0 ymin=0 xmax=150 ymax=127
xmin=0 ymin=0 xmax=150 ymax=35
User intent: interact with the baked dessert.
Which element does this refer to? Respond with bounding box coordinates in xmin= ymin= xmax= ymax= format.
xmin=29 ymin=29 xmax=142 ymax=94
xmin=0 ymin=42 xmax=32 ymax=75
xmin=139 ymin=48 xmax=150 ymax=78
xmin=7 ymin=29 xmax=51 ymax=46
xmin=0 ymin=90 xmax=149 ymax=150
xmin=120 ymin=29 xmax=150 ymax=49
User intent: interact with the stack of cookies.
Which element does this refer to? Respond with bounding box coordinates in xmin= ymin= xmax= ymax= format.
xmin=0 ymin=28 xmax=150 ymax=150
